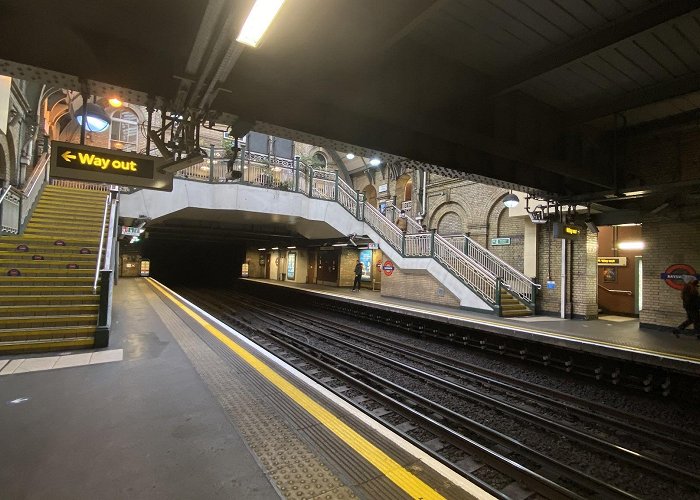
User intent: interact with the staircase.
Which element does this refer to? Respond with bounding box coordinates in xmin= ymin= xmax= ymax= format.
xmin=500 ymin=290 xmax=532 ymax=317
xmin=0 ymin=184 xmax=109 ymax=354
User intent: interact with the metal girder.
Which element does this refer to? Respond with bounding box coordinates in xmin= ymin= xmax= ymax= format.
xmin=493 ymin=0 xmax=700 ymax=95
xmin=568 ymin=72 xmax=700 ymax=124
xmin=325 ymin=149 xmax=352 ymax=184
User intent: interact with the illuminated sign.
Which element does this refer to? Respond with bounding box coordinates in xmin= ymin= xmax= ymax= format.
xmin=54 ymin=143 xmax=153 ymax=179
xmin=552 ymin=222 xmax=582 ymax=240
xmin=140 ymin=260 xmax=150 ymax=277
xmin=597 ymin=257 xmax=627 ymax=267
xmin=121 ymin=226 xmax=142 ymax=237
xmin=50 ymin=141 xmax=173 ymax=191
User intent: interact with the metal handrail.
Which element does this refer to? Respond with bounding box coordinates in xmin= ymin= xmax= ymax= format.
xmin=433 ymin=233 xmax=498 ymax=304
xmin=363 ymin=202 xmax=403 ymax=252
xmin=0 ymin=184 xmax=21 ymax=206
xmin=444 ymin=234 xmax=539 ymax=304
xmin=93 ymin=193 xmax=111 ymax=293
xmin=597 ymin=285 xmax=633 ymax=296
xmin=23 ymin=153 xmax=49 ymax=197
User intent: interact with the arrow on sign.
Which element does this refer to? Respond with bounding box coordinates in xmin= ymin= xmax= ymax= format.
xmin=61 ymin=151 xmax=77 ymax=162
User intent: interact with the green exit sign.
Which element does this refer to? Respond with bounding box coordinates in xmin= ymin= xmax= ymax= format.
xmin=491 ymin=237 xmax=511 ymax=246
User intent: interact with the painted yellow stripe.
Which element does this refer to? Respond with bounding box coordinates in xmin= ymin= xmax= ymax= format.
xmin=147 ymin=278 xmax=446 ymax=500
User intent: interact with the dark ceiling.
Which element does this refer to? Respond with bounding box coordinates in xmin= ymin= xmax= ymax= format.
xmin=2 ymin=0 xmax=700 ymax=220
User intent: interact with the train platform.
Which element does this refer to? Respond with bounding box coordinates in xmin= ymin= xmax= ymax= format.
xmin=243 ymin=279 xmax=700 ymax=376
xmin=0 ymin=277 xmax=490 ymax=500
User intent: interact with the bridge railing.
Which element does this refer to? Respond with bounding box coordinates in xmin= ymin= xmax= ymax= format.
xmin=164 ymin=151 xmax=537 ymax=312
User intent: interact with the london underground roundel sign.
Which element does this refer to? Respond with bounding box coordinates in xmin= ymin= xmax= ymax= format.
xmin=383 ymin=260 xmax=395 ymax=276
xmin=660 ymin=264 xmax=697 ymax=290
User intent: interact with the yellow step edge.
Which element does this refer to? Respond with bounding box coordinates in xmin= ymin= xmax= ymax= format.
xmin=0 ymin=338 xmax=95 ymax=353
xmin=0 ymin=286 xmax=97 ymax=294
xmin=0 ymin=304 xmax=99 ymax=313
xmin=0 ymin=295 xmax=99 ymax=304
xmin=0 ymin=315 xmax=98 ymax=326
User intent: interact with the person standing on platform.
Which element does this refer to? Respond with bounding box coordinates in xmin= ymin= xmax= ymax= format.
xmin=396 ymin=210 xmax=408 ymax=233
xmin=352 ymin=260 xmax=363 ymax=292
xmin=673 ymin=279 xmax=700 ymax=338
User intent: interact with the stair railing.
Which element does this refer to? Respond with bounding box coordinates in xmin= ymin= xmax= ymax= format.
xmin=93 ymin=192 xmax=111 ymax=293
xmin=96 ymin=187 xmax=120 ymax=348
xmin=0 ymin=186 xmax=22 ymax=234
xmin=363 ymin=201 xmax=404 ymax=253
xmin=0 ymin=153 xmax=49 ymax=235
xmin=446 ymin=234 xmax=539 ymax=306
xmin=433 ymin=234 xmax=499 ymax=306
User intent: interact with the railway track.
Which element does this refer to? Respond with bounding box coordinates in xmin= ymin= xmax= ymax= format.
xmin=177 ymin=286 xmax=700 ymax=499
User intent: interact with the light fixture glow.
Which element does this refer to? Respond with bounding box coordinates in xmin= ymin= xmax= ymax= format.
xmin=332 ymin=243 xmax=349 ymax=247
xmin=108 ymin=98 xmax=123 ymax=108
xmin=75 ymin=103 xmax=111 ymax=132
xmin=369 ymin=158 xmax=381 ymax=167
xmin=618 ymin=241 xmax=645 ymax=250
xmin=258 ymin=248 xmax=266 ymax=251
xmin=623 ymin=190 xmax=649 ymax=197
xmin=345 ymin=153 xmax=355 ymax=160
xmin=271 ymin=247 xmax=279 ymax=250
xmin=503 ymin=193 xmax=520 ymax=208
xmin=236 ymin=0 xmax=285 ymax=48
xmin=287 ymin=246 xmax=296 ymax=249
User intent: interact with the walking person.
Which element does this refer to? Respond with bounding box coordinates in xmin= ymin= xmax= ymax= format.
xmin=352 ymin=260 xmax=363 ymax=291
xmin=673 ymin=279 xmax=700 ymax=338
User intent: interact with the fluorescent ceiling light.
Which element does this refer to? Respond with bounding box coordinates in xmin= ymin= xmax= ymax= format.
xmin=332 ymin=243 xmax=348 ymax=247
xmin=623 ymin=190 xmax=649 ymax=197
xmin=618 ymin=241 xmax=644 ymax=250
xmin=258 ymin=248 xmax=266 ymax=251
xmin=236 ymin=0 xmax=285 ymax=48
xmin=271 ymin=247 xmax=279 ymax=250
xmin=345 ymin=153 xmax=355 ymax=160
xmin=287 ymin=246 xmax=296 ymax=249
xmin=369 ymin=158 xmax=381 ymax=166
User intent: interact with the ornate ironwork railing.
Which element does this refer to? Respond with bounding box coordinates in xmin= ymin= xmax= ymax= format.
xmin=159 ymin=150 xmax=537 ymax=312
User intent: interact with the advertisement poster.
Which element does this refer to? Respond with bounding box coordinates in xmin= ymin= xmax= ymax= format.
xmin=359 ymin=250 xmax=372 ymax=281
xmin=139 ymin=260 xmax=150 ymax=277
xmin=241 ymin=263 xmax=249 ymax=278
xmin=287 ymin=252 xmax=296 ymax=280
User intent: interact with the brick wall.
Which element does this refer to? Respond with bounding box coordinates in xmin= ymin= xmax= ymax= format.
xmin=490 ymin=209 xmax=525 ymax=270
xmin=437 ymin=211 xmax=463 ymax=234
xmin=381 ymin=264 xmax=460 ymax=307
xmin=536 ymin=223 xmax=598 ymax=319
xmin=339 ymin=248 xmax=359 ymax=287
xmin=640 ymin=220 xmax=700 ymax=329
xmin=245 ymin=248 xmax=266 ymax=278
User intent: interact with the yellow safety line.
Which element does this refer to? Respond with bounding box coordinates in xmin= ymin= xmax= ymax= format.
xmin=147 ymin=278 xmax=447 ymax=500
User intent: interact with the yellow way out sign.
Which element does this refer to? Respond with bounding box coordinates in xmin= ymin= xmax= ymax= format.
xmin=62 ymin=150 xmax=139 ymax=172
xmin=50 ymin=140 xmax=174 ymax=190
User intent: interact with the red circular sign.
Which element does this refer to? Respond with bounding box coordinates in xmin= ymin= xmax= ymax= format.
xmin=662 ymin=264 xmax=697 ymax=290
xmin=382 ymin=260 xmax=395 ymax=276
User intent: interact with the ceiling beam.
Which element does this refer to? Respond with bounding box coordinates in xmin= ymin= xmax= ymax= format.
xmin=567 ymin=72 xmax=700 ymax=124
xmin=493 ymin=0 xmax=700 ymax=95
xmin=381 ymin=0 xmax=450 ymax=51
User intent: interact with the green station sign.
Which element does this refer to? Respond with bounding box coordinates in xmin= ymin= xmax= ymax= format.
xmin=491 ymin=237 xmax=511 ymax=246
